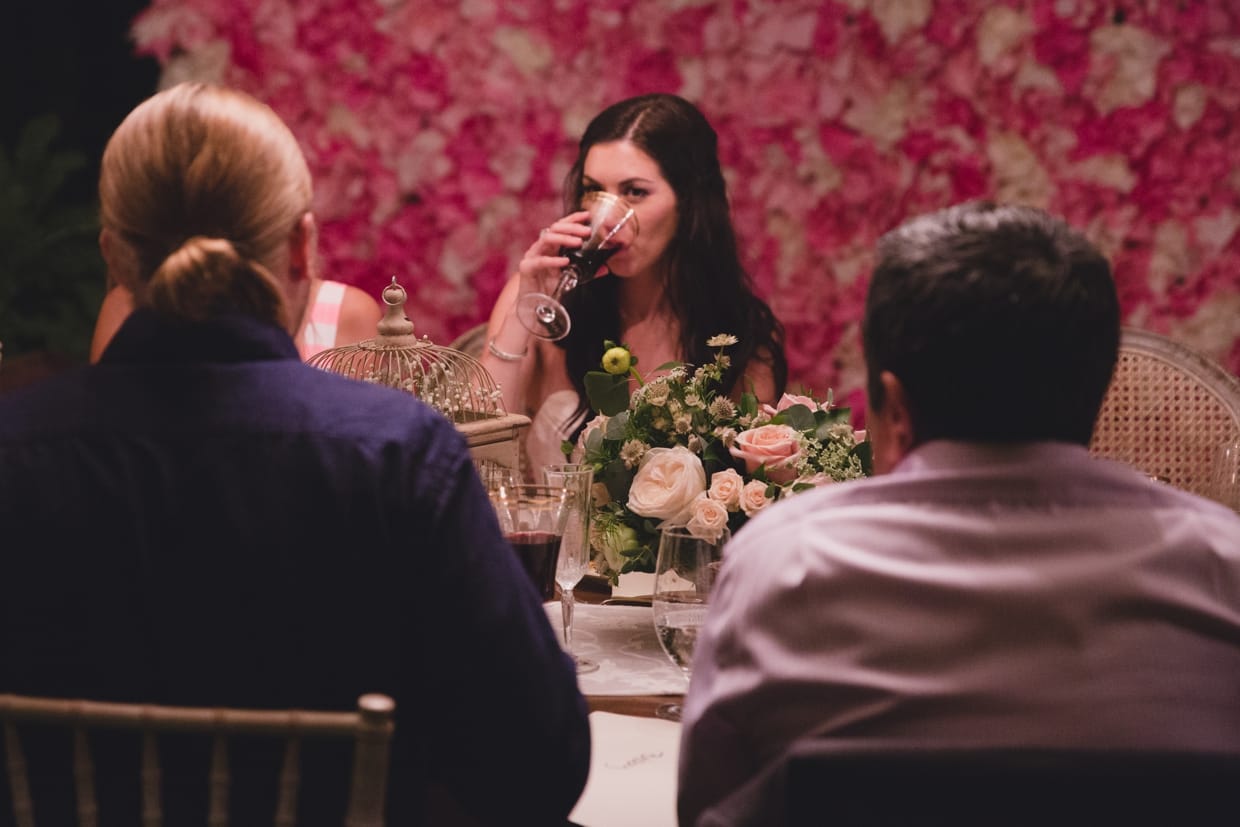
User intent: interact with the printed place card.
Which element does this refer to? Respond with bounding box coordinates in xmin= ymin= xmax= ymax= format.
xmin=569 ymin=712 xmax=682 ymax=827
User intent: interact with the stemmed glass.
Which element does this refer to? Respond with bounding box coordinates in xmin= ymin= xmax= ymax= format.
xmin=1210 ymin=442 xmax=1240 ymax=512
xmin=515 ymin=191 xmax=639 ymax=341
xmin=651 ymin=526 xmax=731 ymax=721
xmin=488 ymin=484 xmax=571 ymax=602
xmin=544 ymin=464 xmax=600 ymax=674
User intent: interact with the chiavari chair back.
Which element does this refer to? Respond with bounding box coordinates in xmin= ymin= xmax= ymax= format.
xmin=0 ymin=692 xmax=394 ymax=827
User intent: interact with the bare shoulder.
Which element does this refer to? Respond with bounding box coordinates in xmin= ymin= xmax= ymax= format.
xmin=335 ymin=283 xmax=384 ymax=346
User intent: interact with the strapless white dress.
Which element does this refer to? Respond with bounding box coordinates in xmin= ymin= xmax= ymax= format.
xmin=524 ymin=389 xmax=587 ymax=476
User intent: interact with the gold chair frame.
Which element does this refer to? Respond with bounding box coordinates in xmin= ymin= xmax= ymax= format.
xmin=1 ymin=692 xmax=394 ymax=827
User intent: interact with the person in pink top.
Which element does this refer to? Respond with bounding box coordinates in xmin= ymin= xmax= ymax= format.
xmin=90 ymin=266 xmax=380 ymax=362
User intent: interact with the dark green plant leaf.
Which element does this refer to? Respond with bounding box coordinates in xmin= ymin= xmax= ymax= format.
xmin=585 ymin=370 xmax=630 ymax=415
xmin=776 ymin=403 xmax=816 ymax=431
xmin=0 ymin=114 xmax=104 ymax=360
xmin=601 ymin=458 xmax=632 ymax=502
xmin=853 ymin=440 xmax=873 ymax=476
xmin=603 ymin=410 xmax=629 ymax=440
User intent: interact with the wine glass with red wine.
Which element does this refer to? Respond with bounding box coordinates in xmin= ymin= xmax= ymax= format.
xmin=515 ymin=191 xmax=639 ymax=341
xmin=488 ymin=483 xmax=572 ymax=602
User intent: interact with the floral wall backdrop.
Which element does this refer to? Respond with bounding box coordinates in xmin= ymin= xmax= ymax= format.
xmin=132 ymin=0 xmax=1240 ymax=409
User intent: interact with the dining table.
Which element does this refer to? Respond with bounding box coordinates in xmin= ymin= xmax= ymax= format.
xmin=565 ymin=576 xmax=688 ymax=716
xmin=556 ymin=577 xmax=686 ymax=827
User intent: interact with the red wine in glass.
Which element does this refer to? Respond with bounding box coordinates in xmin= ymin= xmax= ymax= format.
xmin=507 ymin=530 xmax=563 ymax=601
xmin=561 ymin=243 xmax=621 ymax=284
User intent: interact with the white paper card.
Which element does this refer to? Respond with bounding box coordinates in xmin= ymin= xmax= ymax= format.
xmin=613 ymin=571 xmax=656 ymax=598
xmin=569 ymin=712 xmax=682 ymax=827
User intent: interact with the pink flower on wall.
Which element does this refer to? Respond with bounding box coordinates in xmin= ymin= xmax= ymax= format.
xmin=131 ymin=0 xmax=1240 ymax=399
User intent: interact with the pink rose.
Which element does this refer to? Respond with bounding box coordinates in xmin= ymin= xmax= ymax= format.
xmin=707 ymin=468 xmax=745 ymax=510
xmin=729 ymin=424 xmax=804 ymax=483
xmin=740 ymin=480 xmax=772 ymax=517
xmin=761 ymin=392 xmax=820 ymax=417
xmin=687 ymin=495 xmax=730 ymax=543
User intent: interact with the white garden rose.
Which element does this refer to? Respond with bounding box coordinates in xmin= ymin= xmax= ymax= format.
xmin=687 ymin=495 xmax=730 ymax=543
xmin=740 ymin=479 xmax=772 ymax=516
xmin=707 ymin=468 xmax=744 ymax=510
xmin=626 ymin=445 xmax=707 ymax=525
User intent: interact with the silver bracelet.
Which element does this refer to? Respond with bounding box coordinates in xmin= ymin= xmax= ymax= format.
xmin=487 ymin=338 xmax=528 ymax=362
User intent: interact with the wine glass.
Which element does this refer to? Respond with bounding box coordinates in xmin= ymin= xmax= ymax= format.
xmin=474 ymin=457 xmax=518 ymax=492
xmin=488 ymin=484 xmax=571 ymax=602
xmin=651 ymin=525 xmax=731 ymax=721
xmin=543 ymin=463 xmax=600 ymax=674
xmin=515 ymin=191 xmax=639 ymax=341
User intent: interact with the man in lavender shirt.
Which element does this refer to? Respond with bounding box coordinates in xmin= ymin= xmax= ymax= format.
xmin=678 ymin=202 xmax=1240 ymax=825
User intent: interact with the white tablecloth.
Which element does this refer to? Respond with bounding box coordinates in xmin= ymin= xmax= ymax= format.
xmin=544 ymin=603 xmax=687 ymax=696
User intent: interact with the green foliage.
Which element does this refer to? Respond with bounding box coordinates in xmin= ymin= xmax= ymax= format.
xmin=0 ymin=115 xmax=105 ymax=360
xmin=584 ymin=370 xmax=630 ymax=416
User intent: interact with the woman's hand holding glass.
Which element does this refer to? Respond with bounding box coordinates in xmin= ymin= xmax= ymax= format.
xmin=515 ymin=192 xmax=638 ymax=341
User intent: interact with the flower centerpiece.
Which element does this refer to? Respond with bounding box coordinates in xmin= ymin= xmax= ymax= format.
xmin=577 ymin=335 xmax=870 ymax=581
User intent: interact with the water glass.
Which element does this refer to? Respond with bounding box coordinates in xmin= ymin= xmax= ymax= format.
xmin=543 ymin=463 xmax=599 ymax=674
xmin=651 ymin=525 xmax=731 ymax=720
xmin=1210 ymin=441 xmax=1240 ymax=512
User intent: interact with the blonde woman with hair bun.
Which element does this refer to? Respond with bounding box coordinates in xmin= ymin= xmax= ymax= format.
xmin=88 ymin=83 xmax=379 ymax=361
xmin=0 ymin=83 xmax=589 ymax=823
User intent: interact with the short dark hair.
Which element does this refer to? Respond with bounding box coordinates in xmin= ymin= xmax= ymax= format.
xmin=559 ymin=94 xmax=786 ymax=426
xmin=863 ymin=202 xmax=1120 ymax=445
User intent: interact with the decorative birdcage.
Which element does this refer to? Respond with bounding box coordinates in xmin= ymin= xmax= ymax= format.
xmin=307 ymin=277 xmax=529 ymax=473
xmin=306 ymin=277 xmax=506 ymax=423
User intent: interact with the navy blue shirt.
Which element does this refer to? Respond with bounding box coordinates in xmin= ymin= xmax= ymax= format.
xmin=0 ymin=310 xmax=589 ymax=825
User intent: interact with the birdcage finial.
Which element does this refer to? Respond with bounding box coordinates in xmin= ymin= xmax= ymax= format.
xmin=375 ymin=276 xmax=416 ymax=344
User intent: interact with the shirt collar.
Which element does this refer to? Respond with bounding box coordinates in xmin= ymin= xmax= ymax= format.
xmin=98 ymin=308 xmax=301 ymax=365
xmin=894 ymin=440 xmax=1092 ymax=476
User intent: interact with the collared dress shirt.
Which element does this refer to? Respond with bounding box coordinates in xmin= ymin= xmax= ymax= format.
xmin=0 ymin=310 xmax=589 ymax=825
xmin=679 ymin=441 xmax=1240 ymax=826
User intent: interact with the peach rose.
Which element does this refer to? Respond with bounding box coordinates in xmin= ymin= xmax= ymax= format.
xmin=760 ymin=392 xmax=820 ymax=417
xmin=740 ymin=479 xmax=771 ymax=516
xmin=707 ymin=468 xmax=745 ymax=510
xmin=729 ymin=424 xmax=803 ymax=483
xmin=627 ymin=445 xmax=707 ymax=525
xmin=591 ymin=481 xmax=612 ymax=508
xmin=687 ymin=495 xmax=730 ymax=543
